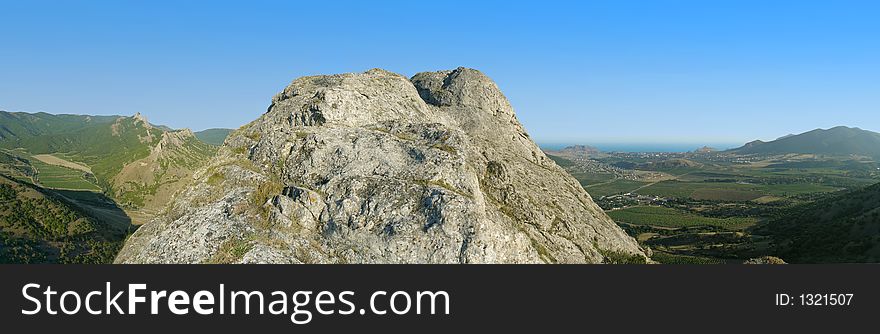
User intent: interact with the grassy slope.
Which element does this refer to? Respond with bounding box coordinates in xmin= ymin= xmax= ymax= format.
xmin=2 ymin=112 xmax=218 ymax=227
xmin=0 ymin=112 xmax=221 ymax=262
xmin=0 ymin=113 xmax=162 ymax=189
xmin=0 ymin=111 xmax=117 ymax=141
xmin=0 ymin=111 xmax=215 ymax=201
xmin=112 ymin=134 xmax=217 ymax=208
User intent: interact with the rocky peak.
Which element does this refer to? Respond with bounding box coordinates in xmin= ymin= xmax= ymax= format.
xmin=116 ymin=67 xmax=646 ymax=264
xmin=153 ymin=129 xmax=195 ymax=152
xmin=411 ymin=67 xmax=512 ymax=113
xmin=132 ymin=112 xmax=152 ymax=128
xmin=268 ymin=69 xmax=438 ymax=128
xmin=410 ymin=68 xmax=548 ymax=168
xmin=111 ymin=113 xmax=155 ymax=140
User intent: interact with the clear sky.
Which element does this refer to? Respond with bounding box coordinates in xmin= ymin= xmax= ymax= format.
xmin=1 ymin=0 xmax=878 ymax=146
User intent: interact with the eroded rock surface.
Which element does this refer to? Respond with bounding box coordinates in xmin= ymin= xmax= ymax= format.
xmin=116 ymin=67 xmax=647 ymax=264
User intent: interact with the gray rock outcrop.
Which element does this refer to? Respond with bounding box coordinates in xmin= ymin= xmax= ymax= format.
xmin=743 ymin=256 xmax=787 ymax=264
xmin=115 ymin=67 xmax=647 ymax=264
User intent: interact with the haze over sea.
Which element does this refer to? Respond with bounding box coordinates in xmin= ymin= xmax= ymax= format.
xmin=538 ymin=143 xmax=742 ymax=153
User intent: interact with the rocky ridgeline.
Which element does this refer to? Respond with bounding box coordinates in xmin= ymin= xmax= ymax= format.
xmin=116 ymin=67 xmax=647 ymax=264
xmin=110 ymin=119 xmax=216 ymax=222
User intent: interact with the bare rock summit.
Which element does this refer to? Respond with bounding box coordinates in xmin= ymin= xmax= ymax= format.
xmin=116 ymin=67 xmax=647 ymax=264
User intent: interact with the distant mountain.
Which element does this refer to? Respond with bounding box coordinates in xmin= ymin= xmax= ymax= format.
xmin=194 ymin=128 xmax=233 ymax=146
xmin=693 ymin=146 xmax=716 ymax=153
xmin=728 ymin=126 xmax=880 ymax=158
xmin=544 ymin=144 xmax=601 ymax=160
xmin=0 ymin=111 xmax=118 ymax=141
xmin=759 ymin=183 xmax=880 ymax=263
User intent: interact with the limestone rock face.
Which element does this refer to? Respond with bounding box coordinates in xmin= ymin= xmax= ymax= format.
xmin=116 ymin=67 xmax=647 ymax=264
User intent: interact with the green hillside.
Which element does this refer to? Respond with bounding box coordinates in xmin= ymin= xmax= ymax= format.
xmin=0 ymin=175 xmax=130 ymax=263
xmin=729 ymin=126 xmax=880 ymax=158
xmin=0 ymin=111 xmax=217 ymax=219
xmin=111 ymin=130 xmax=217 ymax=210
xmin=194 ymin=128 xmax=234 ymax=146
xmin=0 ymin=112 xmax=164 ymax=187
xmin=0 ymin=111 xmax=118 ymax=141
xmin=758 ymin=182 xmax=880 ymax=263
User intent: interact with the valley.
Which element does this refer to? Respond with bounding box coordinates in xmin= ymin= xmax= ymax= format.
xmin=0 ymin=111 xmax=225 ymax=263
xmin=2 ymin=111 xmax=879 ymax=264
xmin=546 ymin=129 xmax=880 ymax=263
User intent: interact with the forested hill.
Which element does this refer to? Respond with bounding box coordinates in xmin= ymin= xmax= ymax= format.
xmin=0 ymin=175 xmax=130 ymax=263
xmin=760 ymin=182 xmax=880 ymax=263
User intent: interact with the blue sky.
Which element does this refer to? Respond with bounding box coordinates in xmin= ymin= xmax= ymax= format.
xmin=1 ymin=1 xmax=878 ymax=146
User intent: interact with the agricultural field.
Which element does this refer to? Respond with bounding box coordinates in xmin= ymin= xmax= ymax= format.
xmin=551 ymin=148 xmax=880 ymax=263
xmin=608 ymin=206 xmax=757 ymax=230
xmin=28 ymin=157 xmax=101 ymax=191
xmin=568 ymin=171 xmax=616 ymax=187
xmin=636 ymin=180 xmax=763 ymax=200
xmin=31 ymin=154 xmax=92 ymax=173
xmin=584 ymin=179 xmax=648 ymax=197
xmin=624 ymin=162 xmax=864 ymax=201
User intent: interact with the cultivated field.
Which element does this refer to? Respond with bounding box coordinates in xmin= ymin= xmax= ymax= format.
xmin=552 ymin=150 xmax=880 ymax=263
xmin=608 ymin=206 xmax=757 ymax=230
xmin=29 ymin=158 xmax=101 ymax=191
xmin=584 ymin=179 xmax=648 ymax=197
xmin=31 ymin=154 xmax=93 ymax=173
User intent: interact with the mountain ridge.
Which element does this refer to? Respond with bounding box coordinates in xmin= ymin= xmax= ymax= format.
xmin=543 ymin=144 xmax=601 ymax=160
xmin=728 ymin=126 xmax=880 ymax=157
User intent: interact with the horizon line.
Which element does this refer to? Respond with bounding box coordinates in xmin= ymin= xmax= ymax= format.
xmin=2 ymin=109 xmax=875 ymax=143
